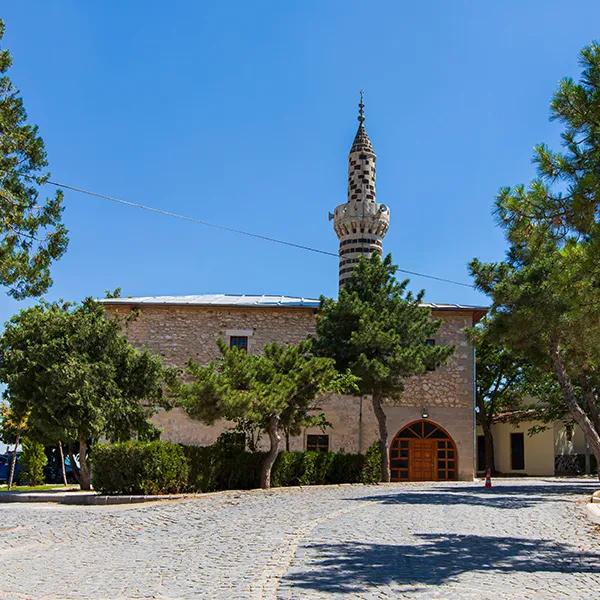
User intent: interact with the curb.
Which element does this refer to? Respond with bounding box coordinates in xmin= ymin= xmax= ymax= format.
xmin=0 ymin=481 xmax=388 ymax=506
xmin=0 ymin=492 xmax=184 ymax=506
xmin=60 ymin=494 xmax=185 ymax=505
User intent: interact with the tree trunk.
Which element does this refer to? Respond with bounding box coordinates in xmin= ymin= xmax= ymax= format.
xmin=583 ymin=383 xmax=600 ymax=436
xmin=7 ymin=434 xmax=20 ymax=490
xmin=58 ymin=441 xmax=68 ymax=486
xmin=481 ymin=420 xmax=496 ymax=475
xmin=78 ymin=437 xmax=92 ymax=491
xmin=372 ymin=393 xmax=390 ymax=482
xmin=260 ymin=415 xmax=281 ymax=489
xmin=551 ymin=347 xmax=600 ymax=479
xmin=68 ymin=448 xmax=81 ymax=486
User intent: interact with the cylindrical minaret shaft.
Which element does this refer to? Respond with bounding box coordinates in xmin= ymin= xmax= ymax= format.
xmin=331 ymin=94 xmax=390 ymax=289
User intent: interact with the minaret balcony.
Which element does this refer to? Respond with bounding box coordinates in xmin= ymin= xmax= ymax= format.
xmin=332 ymin=202 xmax=390 ymax=240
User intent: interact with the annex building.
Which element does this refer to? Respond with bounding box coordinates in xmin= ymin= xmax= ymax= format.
xmin=103 ymin=99 xmax=486 ymax=482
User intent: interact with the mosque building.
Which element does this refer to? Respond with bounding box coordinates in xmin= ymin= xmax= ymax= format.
xmin=102 ymin=99 xmax=485 ymax=481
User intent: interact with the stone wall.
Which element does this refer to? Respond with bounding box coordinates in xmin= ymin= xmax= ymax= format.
xmin=104 ymin=302 xmax=477 ymax=479
xmin=107 ymin=304 xmax=317 ymax=365
xmin=401 ymin=312 xmax=474 ymax=409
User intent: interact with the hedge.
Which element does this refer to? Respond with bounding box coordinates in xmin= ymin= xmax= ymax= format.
xmin=91 ymin=440 xmax=189 ymax=495
xmin=91 ymin=436 xmax=382 ymax=494
xmin=183 ymin=438 xmax=381 ymax=492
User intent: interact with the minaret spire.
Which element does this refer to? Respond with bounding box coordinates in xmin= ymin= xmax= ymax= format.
xmin=358 ymin=90 xmax=365 ymax=126
xmin=330 ymin=95 xmax=390 ymax=289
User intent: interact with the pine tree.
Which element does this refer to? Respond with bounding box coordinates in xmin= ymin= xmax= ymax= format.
xmin=179 ymin=339 xmax=355 ymax=489
xmin=470 ymin=43 xmax=600 ymax=477
xmin=0 ymin=19 xmax=67 ymax=298
xmin=314 ymin=254 xmax=454 ymax=482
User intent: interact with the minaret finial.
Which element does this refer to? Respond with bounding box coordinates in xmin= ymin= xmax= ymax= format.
xmin=358 ymin=90 xmax=365 ymax=126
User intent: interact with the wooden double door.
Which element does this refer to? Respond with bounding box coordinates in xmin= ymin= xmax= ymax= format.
xmin=390 ymin=420 xmax=458 ymax=482
xmin=408 ymin=439 xmax=437 ymax=481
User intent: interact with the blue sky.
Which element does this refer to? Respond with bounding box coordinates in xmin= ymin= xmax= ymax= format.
xmin=1 ymin=1 xmax=599 ymax=324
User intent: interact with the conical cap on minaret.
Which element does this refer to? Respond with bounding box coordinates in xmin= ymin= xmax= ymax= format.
xmin=350 ymin=93 xmax=374 ymax=154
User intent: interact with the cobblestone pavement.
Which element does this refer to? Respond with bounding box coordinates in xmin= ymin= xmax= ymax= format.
xmin=0 ymin=479 xmax=598 ymax=599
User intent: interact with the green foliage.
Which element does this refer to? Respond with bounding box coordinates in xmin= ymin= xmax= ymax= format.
xmin=19 ymin=438 xmax=47 ymax=486
xmin=271 ymin=451 xmax=309 ymax=486
xmin=179 ymin=338 xmax=356 ymax=488
xmin=493 ymin=42 xmax=600 ymax=241
xmin=0 ymin=402 xmax=28 ymax=445
xmin=91 ymin=441 xmax=189 ymax=495
xmin=467 ymin=321 xmax=542 ymax=473
xmin=315 ymin=254 xmax=454 ymax=399
xmin=92 ymin=436 xmax=381 ymax=495
xmin=0 ymin=298 xmax=173 ymax=488
xmin=183 ymin=444 xmax=378 ymax=492
xmin=0 ymin=19 xmax=68 ymax=298
xmin=470 ymin=42 xmax=600 ymax=466
xmin=467 ymin=320 xmax=540 ymax=425
xmin=360 ymin=442 xmax=382 ymax=484
xmin=182 ymin=432 xmax=262 ymax=492
xmin=324 ymin=452 xmax=362 ymax=484
xmin=0 ymin=298 xmax=171 ymax=444
xmin=315 ymin=253 xmax=454 ymax=481
xmin=181 ymin=339 xmax=354 ymax=432
xmin=187 ymin=447 xmax=263 ymax=493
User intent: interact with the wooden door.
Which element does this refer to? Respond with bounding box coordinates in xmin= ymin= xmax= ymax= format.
xmin=409 ymin=439 xmax=436 ymax=481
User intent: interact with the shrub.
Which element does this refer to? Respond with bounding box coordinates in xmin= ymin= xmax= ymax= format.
xmin=183 ymin=436 xmax=264 ymax=493
xmin=271 ymin=449 xmax=376 ymax=487
xmin=272 ymin=451 xmax=305 ymax=486
xmin=92 ymin=440 xmax=189 ymax=495
xmin=223 ymin=451 xmax=263 ymax=490
xmin=20 ymin=438 xmax=47 ymax=486
xmin=327 ymin=452 xmax=363 ymax=484
xmin=360 ymin=441 xmax=382 ymax=484
xmin=183 ymin=445 xmax=219 ymax=493
xmin=92 ymin=437 xmax=381 ymax=495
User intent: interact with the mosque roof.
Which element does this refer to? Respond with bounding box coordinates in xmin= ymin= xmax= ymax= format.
xmin=100 ymin=293 xmax=488 ymax=316
xmin=101 ymin=294 xmax=321 ymax=308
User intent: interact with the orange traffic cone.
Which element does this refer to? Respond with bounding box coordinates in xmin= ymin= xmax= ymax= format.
xmin=484 ymin=468 xmax=492 ymax=488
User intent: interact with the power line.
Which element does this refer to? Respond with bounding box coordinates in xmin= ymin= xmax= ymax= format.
xmin=392 ymin=268 xmax=473 ymax=288
xmin=48 ymin=180 xmax=339 ymax=258
xmin=41 ymin=178 xmax=475 ymax=289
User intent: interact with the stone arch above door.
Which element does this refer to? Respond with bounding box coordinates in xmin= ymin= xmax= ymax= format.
xmin=390 ymin=419 xmax=458 ymax=482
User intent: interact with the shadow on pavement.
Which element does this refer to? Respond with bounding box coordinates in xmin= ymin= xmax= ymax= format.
xmin=282 ymin=533 xmax=600 ymax=594
xmin=350 ymin=481 xmax=598 ymax=510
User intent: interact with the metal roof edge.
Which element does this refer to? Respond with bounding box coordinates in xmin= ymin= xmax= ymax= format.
xmin=98 ymin=294 xmax=488 ymax=314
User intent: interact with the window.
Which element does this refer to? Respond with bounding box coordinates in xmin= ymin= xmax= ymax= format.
xmin=229 ymin=336 xmax=248 ymax=352
xmin=306 ymin=434 xmax=329 ymax=452
xmin=510 ymin=432 xmax=525 ymax=470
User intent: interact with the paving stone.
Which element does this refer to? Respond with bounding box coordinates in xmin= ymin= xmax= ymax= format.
xmin=0 ymin=479 xmax=598 ymax=599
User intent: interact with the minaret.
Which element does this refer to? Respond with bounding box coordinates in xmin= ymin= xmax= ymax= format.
xmin=330 ymin=93 xmax=390 ymax=289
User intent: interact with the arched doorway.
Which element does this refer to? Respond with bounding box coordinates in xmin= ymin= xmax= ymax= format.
xmin=390 ymin=420 xmax=457 ymax=482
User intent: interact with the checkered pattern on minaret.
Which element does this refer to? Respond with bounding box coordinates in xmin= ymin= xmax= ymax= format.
xmin=331 ymin=94 xmax=390 ymax=289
